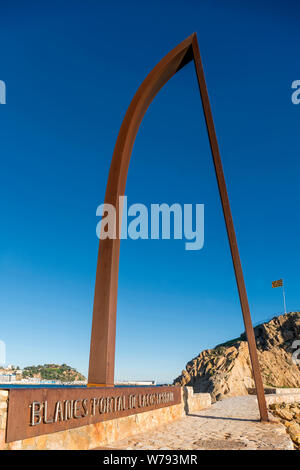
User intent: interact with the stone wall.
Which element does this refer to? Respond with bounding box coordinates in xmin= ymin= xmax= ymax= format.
xmin=247 ymin=387 xmax=300 ymax=405
xmin=266 ymin=393 xmax=300 ymax=406
xmin=0 ymin=387 xmax=211 ymax=450
xmin=266 ymin=388 xmax=300 ymax=395
xmin=0 ymin=391 xmax=8 ymax=448
xmin=183 ymin=387 xmax=211 ymax=414
xmin=248 ymin=387 xmax=300 ymax=395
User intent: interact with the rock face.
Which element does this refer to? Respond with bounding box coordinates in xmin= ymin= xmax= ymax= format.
xmin=269 ymin=402 xmax=300 ymax=449
xmin=174 ymin=312 xmax=300 ymax=402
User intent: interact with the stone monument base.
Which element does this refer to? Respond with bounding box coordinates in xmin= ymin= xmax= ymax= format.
xmin=0 ymin=387 xmax=211 ymax=450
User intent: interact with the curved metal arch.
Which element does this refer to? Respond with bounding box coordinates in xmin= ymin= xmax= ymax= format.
xmin=88 ymin=33 xmax=268 ymax=422
xmin=104 ymin=34 xmax=195 ymax=206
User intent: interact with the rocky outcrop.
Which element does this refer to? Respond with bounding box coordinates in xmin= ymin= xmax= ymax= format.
xmin=174 ymin=312 xmax=300 ymax=402
xmin=269 ymin=402 xmax=300 ymax=449
xmin=22 ymin=363 xmax=86 ymax=382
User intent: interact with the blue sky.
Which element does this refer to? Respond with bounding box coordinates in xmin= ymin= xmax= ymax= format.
xmin=0 ymin=1 xmax=299 ymax=382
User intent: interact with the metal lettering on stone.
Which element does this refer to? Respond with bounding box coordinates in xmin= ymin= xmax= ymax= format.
xmin=6 ymin=386 xmax=181 ymax=442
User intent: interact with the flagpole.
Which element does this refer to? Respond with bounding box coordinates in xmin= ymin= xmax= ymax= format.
xmin=282 ymin=283 xmax=287 ymax=314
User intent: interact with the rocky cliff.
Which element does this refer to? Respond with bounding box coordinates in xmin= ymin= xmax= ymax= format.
xmin=174 ymin=312 xmax=300 ymax=401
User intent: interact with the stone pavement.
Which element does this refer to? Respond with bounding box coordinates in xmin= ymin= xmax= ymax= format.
xmin=98 ymin=396 xmax=294 ymax=450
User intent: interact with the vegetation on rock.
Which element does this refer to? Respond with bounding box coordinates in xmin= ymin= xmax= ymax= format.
xmin=22 ymin=363 xmax=86 ymax=382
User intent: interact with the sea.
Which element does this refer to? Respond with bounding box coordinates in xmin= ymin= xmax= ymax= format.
xmin=0 ymin=384 xmax=87 ymax=389
xmin=0 ymin=384 xmax=165 ymax=389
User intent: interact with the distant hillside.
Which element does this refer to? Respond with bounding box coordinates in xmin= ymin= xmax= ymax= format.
xmin=174 ymin=312 xmax=300 ymax=401
xmin=22 ymin=363 xmax=86 ymax=382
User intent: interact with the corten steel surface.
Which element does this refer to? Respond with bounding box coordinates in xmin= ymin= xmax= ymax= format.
xmin=6 ymin=386 xmax=181 ymax=442
xmin=88 ymin=33 xmax=268 ymax=422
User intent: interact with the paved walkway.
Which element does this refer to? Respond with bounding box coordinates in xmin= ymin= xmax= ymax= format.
xmin=99 ymin=396 xmax=293 ymax=450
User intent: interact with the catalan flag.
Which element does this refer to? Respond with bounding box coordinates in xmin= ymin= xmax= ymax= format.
xmin=271 ymin=278 xmax=287 ymax=313
xmin=272 ymin=279 xmax=283 ymax=288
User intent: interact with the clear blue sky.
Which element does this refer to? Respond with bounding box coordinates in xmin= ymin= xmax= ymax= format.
xmin=0 ymin=1 xmax=299 ymax=382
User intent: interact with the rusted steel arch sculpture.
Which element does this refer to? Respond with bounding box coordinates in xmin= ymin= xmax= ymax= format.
xmin=88 ymin=33 xmax=269 ymax=422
